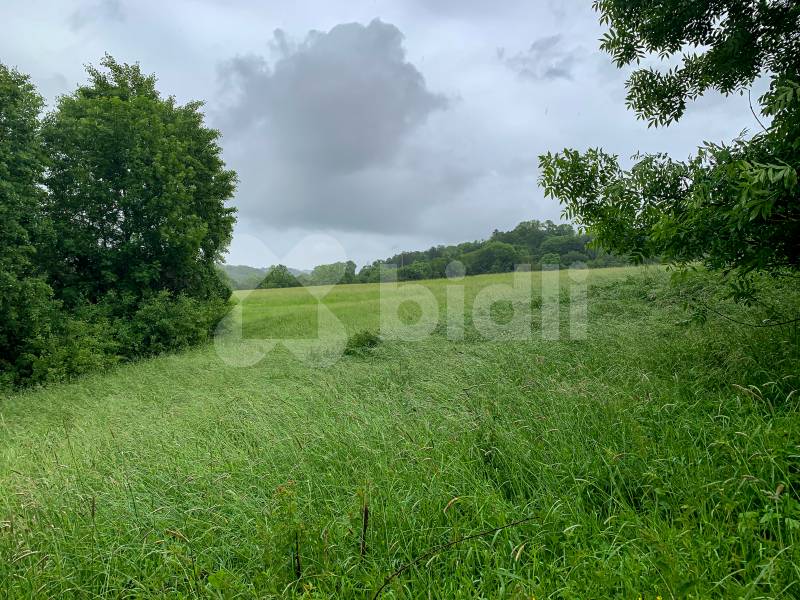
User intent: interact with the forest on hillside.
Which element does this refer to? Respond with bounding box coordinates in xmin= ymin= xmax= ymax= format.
xmin=223 ymin=219 xmax=631 ymax=290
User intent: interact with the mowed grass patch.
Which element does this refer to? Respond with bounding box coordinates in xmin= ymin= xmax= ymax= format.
xmin=1 ymin=267 xmax=798 ymax=598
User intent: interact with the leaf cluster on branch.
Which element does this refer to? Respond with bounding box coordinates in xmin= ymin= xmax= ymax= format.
xmin=540 ymin=1 xmax=800 ymax=302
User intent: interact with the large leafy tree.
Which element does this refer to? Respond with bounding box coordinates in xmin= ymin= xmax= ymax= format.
xmin=307 ymin=261 xmax=357 ymax=285
xmin=257 ymin=265 xmax=301 ymax=289
xmin=41 ymin=55 xmax=237 ymax=307
xmin=0 ymin=64 xmax=55 ymax=383
xmin=462 ymin=241 xmax=521 ymax=274
xmin=539 ymin=1 xmax=800 ymax=293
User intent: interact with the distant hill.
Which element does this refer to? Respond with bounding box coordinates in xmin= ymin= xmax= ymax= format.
xmin=218 ymin=265 xmax=266 ymax=290
xmin=355 ymin=219 xmax=633 ymax=283
xmin=220 ymin=219 xmax=635 ymax=289
xmin=219 ymin=264 xmax=309 ymax=290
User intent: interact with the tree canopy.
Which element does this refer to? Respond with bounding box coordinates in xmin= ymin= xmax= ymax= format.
xmin=0 ymin=64 xmax=55 ymax=385
xmin=595 ymin=0 xmax=800 ymax=126
xmin=355 ymin=219 xmax=627 ymax=283
xmin=0 ymin=57 xmax=238 ymax=388
xmin=41 ymin=55 xmax=237 ymax=307
xmin=305 ymin=261 xmax=356 ymax=286
xmin=540 ymin=1 xmax=800 ymax=298
xmin=257 ymin=265 xmax=301 ymax=289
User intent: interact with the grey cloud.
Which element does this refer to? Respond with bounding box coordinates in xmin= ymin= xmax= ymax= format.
xmin=227 ymin=133 xmax=485 ymax=234
xmin=221 ymin=19 xmax=447 ymax=174
xmin=218 ymin=19 xmax=469 ymax=234
xmin=68 ymin=0 xmax=124 ymax=31
xmin=408 ymin=0 xmax=530 ymax=18
xmin=503 ymin=34 xmax=579 ymax=81
xmin=268 ymin=28 xmax=293 ymax=58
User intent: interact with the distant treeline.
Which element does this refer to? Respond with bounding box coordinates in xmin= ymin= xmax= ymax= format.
xmin=358 ymin=219 xmax=629 ymax=282
xmin=223 ymin=219 xmax=635 ymax=290
xmin=219 ymin=263 xmax=355 ymax=290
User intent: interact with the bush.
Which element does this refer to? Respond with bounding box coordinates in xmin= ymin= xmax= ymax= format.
xmin=344 ymin=330 xmax=381 ymax=356
xmin=0 ymin=298 xmax=121 ymax=389
xmin=561 ymin=250 xmax=590 ymax=266
xmin=116 ymin=292 xmax=230 ymax=358
xmin=540 ymin=252 xmax=560 ymax=266
xmin=1 ymin=291 xmax=232 ymax=389
xmin=588 ymin=252 xmax=629 ymax=268
xmin=24 ymin=315 xmax=120 ymax=386
xmin=462 ymin=241 xmax=522 ymax=274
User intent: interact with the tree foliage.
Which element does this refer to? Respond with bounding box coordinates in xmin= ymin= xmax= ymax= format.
xmin=41 ymin=55 xmax=237 ymax=307
xmin=540 ymin=2 xmax=800 ymax=296
xmin=303 ymin=261 xmax=356 ymax=286
xmin=461 ymin=241 xmax=521 ymax=274
xmin=0 ymin=64 xmax=59 ymax=385
xmin=355 ymin=219 xmax=627 ymax=283
xmin=257 ymin=265 xmax=301 ymax=289
xmin=595 ymin=0 xmax=800 ymax=126
xmin=0 ymin=57 xmax=237 ymax=388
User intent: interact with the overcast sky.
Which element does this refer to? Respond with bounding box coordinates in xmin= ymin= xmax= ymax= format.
xmin=1 ymin=0 xmax=767 ymax=269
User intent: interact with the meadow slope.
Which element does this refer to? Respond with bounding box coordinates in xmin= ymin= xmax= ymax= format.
xmin=1 ymin=267 xmax=798 ymax=598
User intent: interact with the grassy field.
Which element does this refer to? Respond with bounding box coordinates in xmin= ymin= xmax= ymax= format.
xmin=1 ymin=267 xmax=798 ymax=598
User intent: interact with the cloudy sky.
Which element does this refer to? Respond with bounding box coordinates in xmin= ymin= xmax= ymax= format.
xmin=1 ymin=0 xmax=766 ymax=269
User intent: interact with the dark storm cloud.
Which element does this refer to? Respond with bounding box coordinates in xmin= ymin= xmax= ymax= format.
xmin=502 ymin=34 xmax=579 ymax=81
xmin=221 ymin=19 xmax=447 ymax=173
xmin=218 ymin=19 xmax=465 ymax=233
xmin=68 ymin=0 xmax=124 ymax=31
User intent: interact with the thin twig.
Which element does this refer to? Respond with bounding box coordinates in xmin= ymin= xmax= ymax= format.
xmin=698 ymin=300 xmax=800 ymax=328
xmin=748 ymin=89 xmax=768 ymax=133
xmin=371 ymin=516 xmax=536 ymax=599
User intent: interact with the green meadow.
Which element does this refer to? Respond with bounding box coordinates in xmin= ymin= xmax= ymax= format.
xmin=1 ymin=267 xmax=798 ymax=598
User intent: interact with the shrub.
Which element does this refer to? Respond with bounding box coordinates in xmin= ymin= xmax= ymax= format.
xmin=344 ymin=330 xmax=381 ymax=356
xmin=462 ymin=241 xmax=521 ymax=274
xmin=24 ymin=314 xmax=120 ymax=386
xmin=540 ymin=252 xmax=560 ymax=266
xmin=116 ymin=292 xmax=230 ymax=357
xmin=398 ymin=261 xmax=431 ymax=281
xmin=561 ymin=250 xmax=590 ymax=266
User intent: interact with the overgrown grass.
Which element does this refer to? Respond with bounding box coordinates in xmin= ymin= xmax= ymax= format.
xmin=1 ymin=267 xmax=798 ymax=598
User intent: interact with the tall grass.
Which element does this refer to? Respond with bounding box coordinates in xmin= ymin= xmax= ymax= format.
xmin=0 ymin=267 xmax=798 ymax=598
